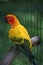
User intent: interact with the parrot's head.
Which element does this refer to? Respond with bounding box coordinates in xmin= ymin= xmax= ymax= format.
xmin=5 ymin=14 xmax=20 ymax=26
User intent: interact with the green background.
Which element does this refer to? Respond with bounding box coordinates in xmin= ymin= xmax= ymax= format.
xmin=0 ymin=1 xmax=43 ymax=65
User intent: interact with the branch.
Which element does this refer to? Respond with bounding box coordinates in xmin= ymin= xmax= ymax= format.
xmin=1 ymin=46 xmax=20 ymax=65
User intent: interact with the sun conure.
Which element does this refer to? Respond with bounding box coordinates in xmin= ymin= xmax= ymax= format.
xmin=5 ymin=14 xmax=32 ymax=49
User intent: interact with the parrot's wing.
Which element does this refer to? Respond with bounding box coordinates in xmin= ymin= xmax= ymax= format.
xmin=17 ymin=25 xmax=32 ymax=49
xmin=17 ymin=25 xmax=31 ymax=41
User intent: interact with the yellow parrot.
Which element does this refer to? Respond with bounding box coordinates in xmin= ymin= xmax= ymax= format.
xmin=5 ymin=14 xmax=32 ymax=49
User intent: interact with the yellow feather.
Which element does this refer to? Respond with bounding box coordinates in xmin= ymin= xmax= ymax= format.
xmin=8 ymin=24 xmax=32 ymax=49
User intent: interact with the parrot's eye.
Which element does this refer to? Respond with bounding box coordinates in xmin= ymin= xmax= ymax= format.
xmin=7 ymin=18 xmax=11 ymax=20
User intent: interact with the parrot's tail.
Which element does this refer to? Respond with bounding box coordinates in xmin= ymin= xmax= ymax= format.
xmin=28 ymin=39 xmax=32 ymax=49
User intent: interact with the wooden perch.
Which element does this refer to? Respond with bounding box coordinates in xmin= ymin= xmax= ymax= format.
xmin=1 ymin=46 xmax=20 ymax=65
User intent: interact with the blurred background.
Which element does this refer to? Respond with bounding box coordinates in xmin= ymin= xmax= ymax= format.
xmin=0 ymin=0 xmax=43 ymax=65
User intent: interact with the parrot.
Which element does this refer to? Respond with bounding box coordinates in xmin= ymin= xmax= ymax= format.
xmin=5 ymin=14 xmax=32 ymax=49
xmin=5 ymin=14 xmax=40 ymax=65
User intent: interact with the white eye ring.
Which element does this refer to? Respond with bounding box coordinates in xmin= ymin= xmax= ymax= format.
xmin=7 ymin=18 xmax=11 ymax=20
